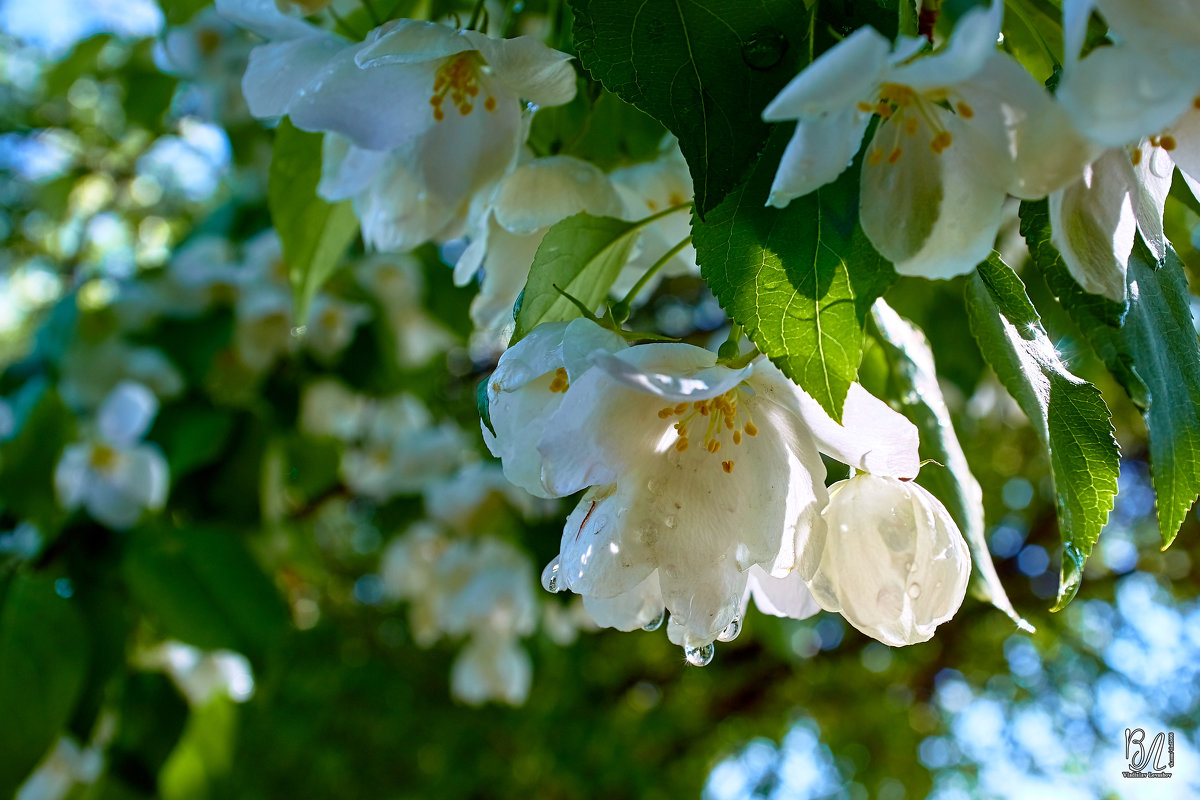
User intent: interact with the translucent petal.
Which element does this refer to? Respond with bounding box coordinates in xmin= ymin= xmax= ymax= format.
xmin=581 ymin=571 xmax=663 ymax=631
xmin=97 ymin=381 xmax=159 ymax=445
xmin=1048 ymin=150 xmax=1137 ymax=303
xmin=1130 ymin=140 xmax=1173 ymax=263
xmin=354 ymin=19 xmax=473 ymax=67
xmin=767 ymin=108 xmax=870 ymax=207
xmin=585 ymin=344 xmax=751 ymax=403
xmin=812 ymin=474 xmax=970 ymax=646
xmin=215 ymin=0 xmax=325 ymax=40
xmin=241 ymin=35 xmax=345 ymax=119
xmin=746 ymin=566 xmax=820 ymax=620
xmin=888 ymin=0 xmax=1002 ymax=89
xmin=464 ymin=32 xmax=577 ymax=108
xmin=490 ymin=156 xmax=622 ymax=235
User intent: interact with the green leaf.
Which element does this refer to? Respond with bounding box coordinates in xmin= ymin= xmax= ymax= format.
xmin=512 ymin=212 xmax=640 ymax=341
xmin=872 ymin=299 xmax=1032 ymax=632
xmin=965 ymin=254 xmax=1120 ymax=610
xmin=1023 ymin=199 xmax=1200 ymax=546
xmin=268 ymin=120 xmax=360 ymax=326
xmin=570 ymin=0 xmax=809 ymax=214
xmin=0 ymin=574 xmax=89 ymax=796
xmin=692 ymin=128 xmax=895 ymax=422
xmin=122 ymin=527 xmax=290 ymax=660
xmin=0 ymin=380 xmax=74 ymax=533
xmin=160 ymin=697 xmax=238 ymax=800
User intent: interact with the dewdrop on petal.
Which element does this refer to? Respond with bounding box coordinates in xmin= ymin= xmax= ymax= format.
xmin=807 ymin=473 xmax=970 ymax=647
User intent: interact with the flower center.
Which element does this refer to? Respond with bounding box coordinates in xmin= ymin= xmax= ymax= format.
xmin=430 ymin=54 xmax=497 ymax=121
xmin=656 ymin=388 xmax=758 ymax=474
xmin=547 ymin=367 xmax=569 ymax=393
xmin=89 ymin=444 xmax=119 ymax=473
xmin=860 ymin=83 xmax=971 ymax=165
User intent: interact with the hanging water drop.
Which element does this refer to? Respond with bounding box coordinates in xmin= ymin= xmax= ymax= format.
xmin=643 ymin=609 xmax=666 ymax=631
xmin=907 ymin=583 xmax=922 ymax=599
xmin=684 ymin=642 xmax=715 ymax=667
xmin=540 ymin=557 xmax=564 ymax=593
xmin=740 ymin=27 xmax=787 ymax=70
xmin=717 ymin=617 xmax=741 ymax=642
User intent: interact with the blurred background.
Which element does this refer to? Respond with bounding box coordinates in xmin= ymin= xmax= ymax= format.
xmin=1 ymin=0 xmax=1199 ymax=798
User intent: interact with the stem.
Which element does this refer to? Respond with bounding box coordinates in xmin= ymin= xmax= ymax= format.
xmin=717 ymin=322 xmax=743 ymax=361
xmin=466 ymin=0 xmax=487 ymax=30
xmin=613 ymin=236 xmax=692 ymax=321
xmin=632 ymin=201 xmax=691 ymax=230
xmin=361 ymin=0 xmax=382 ymax=26
xmin=329 ymin=7 xmax=364 ymax=39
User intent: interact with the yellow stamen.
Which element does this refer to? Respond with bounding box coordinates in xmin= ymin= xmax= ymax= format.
xmin=658 ymin=407 xmax=674 ymax=419
xmin=675 ymin=438 xmax=689 ymax=452
xmin=744 ymin=421 xmax=758 ymax=437
xmin=484 ymin=96 xmax=496 ymax=111
xmin=733 ymin=430 xmax=742 ymax=445
xmin=707 ymin=440 xmax=721 ymax=454
xmin=956 ymin=101 xmax=974 ymax=118
xmin=1161 ymin=135 xmax=1177 ymax=151
xmin=721 ymin=460 xmax=734 ymax=473
xmin=1131 ymin=148 xmax=1143 ymax=165
xmin=430 ymin=54 xmax=482 ymax=121
xmin=887 ymin=147 xmax=903 ymax=165
xmin=547 ymin=367 xmax=570 ymax=393
xmin=930 ymin=131 xmax=952 ymax=153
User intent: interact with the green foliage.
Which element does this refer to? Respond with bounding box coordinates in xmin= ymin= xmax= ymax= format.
xmin=0 ymin=574 xmax=89 ymax=796
xmin=121 ymin=527 xmax=289 ymax=660
xmin=693 ymin=131 xmax=894 ymax=421
xmin=965 ymin=254 xmax=1120 ymax=610
xmin=1023 ymin=200 xmax=1200 ymax=546
xmin=570 ymin=0 xmax=809 ymax=214
xmin=528 ymin=81 xmax=668 ymax=170
xmin=871 ymin=299 xmax=1030 ymax=631
xmin=0 ymin=381 xmax=73 ymax=533
xmin=268 ymin=120 xmax=361 ymax=326
xmin=512 ymin=212 xmax=640 ymax=341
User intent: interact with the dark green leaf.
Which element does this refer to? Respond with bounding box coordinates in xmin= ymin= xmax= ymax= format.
xmin=268 ymin=120 xmax=360 ymax=326
xmin=693 ymin=128 xmax=895 ymax=422
xmin=0 ymin=574 xmax=89 ymax=796
xmin=570 ymin=0 xmax=808 ymax=213
xmin=872 ymin=299 xmax=1031 ymax=631
xmin=513 ymin=212 xmax=640 ymax=341
xmin=122 ymin=527 xmax=290 ymax=659
xmin=0 ymin=381 xmax=73 ymax=533
xmin=1023 ymin=199 xmax=1200 ymax=546
xmin=965 ymin=254 xmax=1120 ymax=610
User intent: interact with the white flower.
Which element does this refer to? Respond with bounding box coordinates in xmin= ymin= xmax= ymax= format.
xmin=762 ymin=0 xmax=1091 ymax=278
xmin=1057 ymin=0 xmax=1200 ymax=147
xmin=299 ymin=378 xmax=370 ymax=440
xmin=806 ymin=473 xmax=970 ymax=647
xmin=301 ymin=294 xmax=371 ymax=363
xmin=220 ymin=0 xmax=577 ymax=248
xmin=486 ymin=319 xmax=919 ymax=650
xmin=608 ymin=140 xmax=698 ymax=297
xmin=451 ymin=633 xmax=532 ymax=706
xmin=136 ymin=641 xmax=255 ymax=705
xmin=59 ymin=339 xmax=184 ymax=410
xmin=16 ymin=737 xmax=103 ymax=800
xmin=423 ymin=461 xmax=555 ymax=533
xmin=54 ymin=382 xmax=168 ymax=530
xmin=354 ymin=254 xmax=456 ymax=368
xmin=453 ymin=155 xmax=624 ymax=355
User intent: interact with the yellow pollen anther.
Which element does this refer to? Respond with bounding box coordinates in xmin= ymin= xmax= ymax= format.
xmin=875 ymin=102 xmax=893 ymax=118
xmin=676 ymin=438 xmax=689 ymax=452
xmin=1150 ymin=135 xmax=1161 ymax=147
xmin=89 ymin=444 xmax=118 ymax=471
xmin=721 ymin=460 xmax=734 ymax=473
xmin=658 ymin=407 xmax=674 ymax=419
xmin=1131 ymin=148 xmax=1143 ymax=165
xmin=674 ymin=402 xmax=688 ymax=413
xmin=733 ymin=430 xmax=742 ymax=445
xmin=1161 ymin=135 xmax=1177 ymax=151
xmin=956 ymin=101 xmax=974 ymax=118
xmin=868 ymin=149 xmax=884 ymax=165
xmin=930 ymin=131 xmax=952 ymax=154
xmin=707 ymin=440 xmax=721 ymax=454
xmin=430 ymin=54 xmax=482 ymax=121
xmin=547 ymin=367 xmax=570 ymax=393
xmin=887 ymin=147 xmax=903 ymax=165
xmin=744 ymin=421 xmax=758 ymax=437
xmin=1194 ymin=96 xmax=1200 ymax=110
xmin=484 ymin=96 xmax=496 ymax=111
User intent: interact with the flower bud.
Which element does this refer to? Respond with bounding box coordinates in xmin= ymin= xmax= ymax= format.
xmin=808 ymin=473 xmax=970 ymax=646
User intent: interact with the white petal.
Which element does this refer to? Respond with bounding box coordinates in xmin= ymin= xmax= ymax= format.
xmin=490 ymin=156 xmax=622 ymax=234
xmin=759 ymin=370 xmax=919 ymax=480
xmin=586 ymin=344 xmax=751 ymax=403
xmin=767 ymin=108 xmax=870 ymax=207
xmin=762 ymin=26 xmax=889 ymax=120
xmin=450 ymin=636 xmax=531 ymax=706
xmin=354 ymin=19 xmax=472 ymax=66
xmin=241 ymin=36 xmax=345 ymax=120
xmin=746 ymin=565 xmax=820 ymax=620
xmin=468 ymin=222 xmax=543 ymax=345
xmin=216 ymin=0 xmax=324 ymax=40
xmin=810 ymin=474 xmax=970 ymax=646
xmin=1048 ymin=150 xmax=1137 ymax=303
xmin=581 ymin=571 xmax=664 ymax=631
xmin=286 ymin=45 xmax=435 ymax=151
xmin=464 ymin=32 xmax=577 ymax=108
xmin=1057 ymin=44 xmax=1196 ymax=148
xmin=861 ymin=113 xmax=1006 ymax=278
xmin=98 ymin=381 xmax=158 ymax=445
xmin=888 ymin=0 xmax=1002 ymax=89
xmin=54 ymin=445 xmax=92 ymax=511
xmin=353 ymin=156 xmax=463 ymax=251
xmin=317 ymin=135 xmax=390 ymax=201
xmin=1164 ymin=107 xmax=1200 ymax=198
xmin=1061 ymin=0 xmax=1096 ymax=63
xmin=1131 ymin=141 xmax=1173 ymax=263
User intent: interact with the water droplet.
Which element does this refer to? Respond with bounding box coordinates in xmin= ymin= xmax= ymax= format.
xmin=540 ymin=557 xmax=564 ymax=593
xmin=740 ymin=27 xmax=787 ymax=70
xmin=663 ymin=515 xmax=676 ymax=529
xmin=643 ymin=609 xmax=666 ymax=631
xmin=685 ymin=642 xmax=715 ymax=666
xmin=717 ymin=617 xmax=741 ymax=642
xmin=645 ymin=477 xmax=663 ymax=494
xmin=907 ymin=583 xmax=922 ymax=599
xmin=290 ymin=325 xmax=308 ymax=338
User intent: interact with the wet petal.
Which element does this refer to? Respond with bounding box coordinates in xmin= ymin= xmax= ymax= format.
xmin=241 ymin=34 xmax=345 ymax=119
xmin=763 ymin=26 xmax=889 ymax=120
xmin=464 ymin=32 xmax=577 ymax=108
xmin=98 ymin=381 xmax=158 ymax=445
xmin=581 ymin=571 xmax=663 ymax=631
xmin=355 ymin=19 xmax=473 ymax=66
xmin=768 ymin=108 xmax=871 ymax=207
xmin=490 ymin=156 xmax=622 ymax=235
